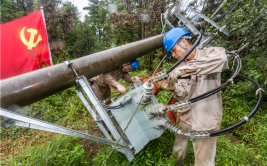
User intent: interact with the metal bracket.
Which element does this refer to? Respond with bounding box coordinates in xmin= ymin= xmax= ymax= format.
xmin=64 ymin=60 xmax=79 ymax=77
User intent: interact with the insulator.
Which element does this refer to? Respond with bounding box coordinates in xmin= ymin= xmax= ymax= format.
xmin=164 ymin=121 xmax=182 ymax=135
xmin=141 ymin=82 xmax=154 ymax=104
xmin=154 ymin=117 xmax=182 ymax=135
xmin=145 ymin=103 xmax=167 ymax=115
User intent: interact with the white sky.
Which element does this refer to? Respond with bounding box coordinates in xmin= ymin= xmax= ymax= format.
xmin=70 ymin=0 xmax=89 ymax=21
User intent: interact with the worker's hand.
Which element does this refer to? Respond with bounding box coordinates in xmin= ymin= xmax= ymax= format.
xmin=169 ymin=69 xmax=186 ymax=81
xmin=117 ymin=84 xmax=126 ymax=94
xmin=157 ymin=77 xmax=175 ymax=91
xmin=131 ymin=76 xmax=140 ymax=83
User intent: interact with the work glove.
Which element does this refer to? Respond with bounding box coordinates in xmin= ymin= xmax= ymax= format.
xmin=157 ymin=77 xmax=175 ymax=91
xmin=117 ymin=84 xmax=126 ymax=94
xmin=131 ymin=76 xmax=140 ymax=83
xmin=169 ymin=69 xmax=186 ymax=81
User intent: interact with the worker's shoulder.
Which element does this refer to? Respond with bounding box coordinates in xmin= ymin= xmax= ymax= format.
xmin=204 ymin=47 xmax=225 ymax=54
xmin=200 ymin=47 xmax=226 ymax=58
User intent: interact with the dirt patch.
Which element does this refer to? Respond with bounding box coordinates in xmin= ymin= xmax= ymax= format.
xmin=79 ymin=138 xmax=105 ymax=158
xmin=78 ymin=127 xmax=108 ymax=158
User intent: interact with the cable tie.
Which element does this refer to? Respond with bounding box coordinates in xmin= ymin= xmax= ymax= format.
xmin=242 ymin=116 xmax=249 ymax=122
xmin=256 ymin=88 xmax=265 ymax=95
xmin=228 ymin=78 xmax=234 ymax=84
xmin=234 ymin=54 xmax=239 ymax=59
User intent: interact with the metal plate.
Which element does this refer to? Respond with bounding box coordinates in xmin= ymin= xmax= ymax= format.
xmin=109 ymin=83 xmax=167 ymax=154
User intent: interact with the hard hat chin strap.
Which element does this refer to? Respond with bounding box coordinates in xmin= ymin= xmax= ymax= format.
xmin=177 ymin=42 xmax=188 ymax=53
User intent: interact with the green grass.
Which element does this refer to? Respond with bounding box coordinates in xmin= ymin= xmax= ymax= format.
xmin=1 ymin=135 xmax=90 ymax=166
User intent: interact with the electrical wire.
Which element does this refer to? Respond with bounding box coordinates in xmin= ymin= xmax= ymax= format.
xmin=101 ymin=95 xmax=144 ymax=166
xmin=210 ymin=70 xmax=265 ymax=137
xmin=151 ymin=55 xmax=168 ymax=78
xmin=101 ymin=102 xmax=123 ymax=109
xmin=189 ymin=51 xmax=242 ymax=103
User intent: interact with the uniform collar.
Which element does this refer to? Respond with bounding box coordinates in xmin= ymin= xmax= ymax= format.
xmin=193 ymin=48 xmax=201 ymax=60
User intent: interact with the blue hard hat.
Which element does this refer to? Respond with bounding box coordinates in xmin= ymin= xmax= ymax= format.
xmin=130 ymin=59 xmax=140 ymax=72
xmin=163 ymin=28 xmax=191 ymax=56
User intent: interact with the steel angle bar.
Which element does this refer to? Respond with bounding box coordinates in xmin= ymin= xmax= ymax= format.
xmin=75 ymin=89 xmax=112 ymax=140
xmin=0 ymin=108 xmax=125 ymax=148
xmin=187 ymin=6 xmax=230 ymax=36
xmin=173 ymin=12 xmax=201 ymax=35
xmin=172 ymin=12 xmax=208 ymax=46
xmin=165 ymin=19 xmax=175 ymax=29
xmin=221 ymin=2 xmax=239 ymax=22
xmin=75 ymin=90 xmax=97 ymax=120
xmin=210 ymin=0 xmax=227 ymax=18
xmin=75 ymin=76 xmax=135 ymax=161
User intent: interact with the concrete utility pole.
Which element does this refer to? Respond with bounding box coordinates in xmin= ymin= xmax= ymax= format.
xmin=0 ymin=35 xmax=164 ymax=107
xmin=0 ymin=15 xmax=223 ymax=108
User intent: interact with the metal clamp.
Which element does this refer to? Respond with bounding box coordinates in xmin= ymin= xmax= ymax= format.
xmin=167 ymin=100 xmax=190 ymax=110
xmin=228 ymin=78 xmax=234 ymax=84
xmin=148 ymin=70 xmax=169 ymax=82
xmin=64 ymin=60 xmax=79 ymax=77
xmin=184 ymin=131 xmax=210 ymax=139
xmin=242 ymin=116 xmax=249 ymax=122
xmin=256 ymin=88 xmax=265 ymax=95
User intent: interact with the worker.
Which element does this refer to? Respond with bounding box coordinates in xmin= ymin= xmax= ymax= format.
xmin=157 ymin=28 xmax=229 ymax=166
xmin=89 ymin=60 xmax=140 ymax=102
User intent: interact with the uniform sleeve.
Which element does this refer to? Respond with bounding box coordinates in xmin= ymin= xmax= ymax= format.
xmin=178 ymin=47 xmax=229 ymax=75
xmin=171 ymin=79 xmax=190 ymax=101
xmin=122 ymin=73 xmax=133 ymax=83
xmin=102 ymin=71 xmax=120 ymax=88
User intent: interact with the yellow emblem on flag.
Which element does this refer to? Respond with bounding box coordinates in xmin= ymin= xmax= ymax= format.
xmin=20 ymin=27 xmax=42 ymax=50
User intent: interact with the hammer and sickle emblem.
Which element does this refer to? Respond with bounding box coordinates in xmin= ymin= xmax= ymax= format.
xmin=20 ymin=27 xmax=42 ymax=50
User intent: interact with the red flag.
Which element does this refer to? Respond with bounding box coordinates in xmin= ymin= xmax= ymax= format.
xmin=0 ymin=10 xmax=52 ymax=80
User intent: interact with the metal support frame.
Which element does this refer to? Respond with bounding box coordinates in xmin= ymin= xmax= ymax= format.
xmin=187 ymin=6 xmax=230 ymax=36
xmin=75 ymin=75 xmax=135 ymax=161
xmin=0 ymin=108 xmax=125 ymax=148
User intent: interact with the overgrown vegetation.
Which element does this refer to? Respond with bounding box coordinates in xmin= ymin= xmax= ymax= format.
xmin=0 ymin=0 xmax=266 ymax=165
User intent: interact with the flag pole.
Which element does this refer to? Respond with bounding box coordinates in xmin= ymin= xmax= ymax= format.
xmin=40 ymin=6 xmax=53 ymax=65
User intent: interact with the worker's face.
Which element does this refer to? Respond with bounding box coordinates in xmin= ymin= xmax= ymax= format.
xmin=122 ymin=64 xmax=132 ymax=73
xmin=170 ymin=39 xmax=187 ymax=60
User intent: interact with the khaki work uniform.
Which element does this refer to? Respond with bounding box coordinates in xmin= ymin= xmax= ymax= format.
xmin=169 ymin=47 xmax=229 ymax=166
xmin=91 ymin=68 xmax=133 ymax=101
